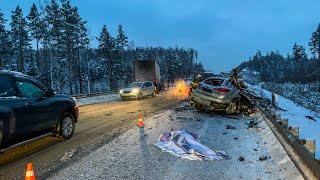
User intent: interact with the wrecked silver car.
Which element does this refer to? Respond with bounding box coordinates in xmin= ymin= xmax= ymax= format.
xmin=190 ymin=77 xmax=241 ymax=114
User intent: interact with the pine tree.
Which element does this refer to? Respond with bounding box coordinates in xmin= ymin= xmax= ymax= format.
xmin=44 ymin=0 xmax=62 ymax=89
xmin=75 ymin=16 xmax=89 ymax=94
xmin=115 ymin=25 xmax=128 ymax=52
xmin=115 ymin=25 xmax=129 ymax=86
xmin=60 ymin=0 xmax=83 ymax=94
xmin=97 ymin=25 xmax=116 ymax=90
xmin=27 ymin=3 xmax=44 ymax=65
xmin=309 ymin=24 xmax=320 ymax=58
xmin=293 ymin=43 xmax=307 ymax=62
xmin=10 ymin=6 xmax=30 ymax=72
xmin=0 ymin=9 xmax=11 ymax=68
xmin=309 ymin=24 xmax=320 ymax=86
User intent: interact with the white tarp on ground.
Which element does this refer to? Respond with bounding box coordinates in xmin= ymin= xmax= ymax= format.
xmin=155 ymin=129 xmax=229 ymax=160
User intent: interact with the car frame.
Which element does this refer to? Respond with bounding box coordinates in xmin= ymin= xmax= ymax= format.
xmin=190 ymin=76 xmax=241 ymax=114
xmin=0 ymin=70 xmax=78 ymax=149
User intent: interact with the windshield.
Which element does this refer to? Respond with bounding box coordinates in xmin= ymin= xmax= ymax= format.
xmin=128 ymin=82 xmax=142 ymax=88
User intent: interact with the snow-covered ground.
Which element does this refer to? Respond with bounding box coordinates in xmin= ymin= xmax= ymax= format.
xmin=247 ymin=84 xmax=320 ymax=159
xmin=261 ymin=82 xmax=320 ymax=112
xmin=76 ymin=93 xmax=120 ymax=106
xmin=49 ymin=104 xmax=301 ymax=179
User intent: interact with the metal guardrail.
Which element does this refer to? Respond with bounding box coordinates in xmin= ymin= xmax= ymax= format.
xmin=250 ymin=97 xmax=320 ymax=179
xmin=72 ymin=92 xmax=118 ymax=99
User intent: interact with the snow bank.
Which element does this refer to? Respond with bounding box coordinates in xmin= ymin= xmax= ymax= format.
xmin=77 ymin=93 xmax=120 ymax=106
xmin=247 ymin=84 xmax=320 ymax=159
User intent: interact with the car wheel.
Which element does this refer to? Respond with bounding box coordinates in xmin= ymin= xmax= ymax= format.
xmin=195 ymin=103 xmax=205 ymax=112
xmin=59 ymin=113 xmax=75 ymax=140
xmin=121 ymin=96 xmax=126 ymax=101
xmin=226 ymin=102 xmax=237 ymax=114
xmin=189 ymin=100 xmax=194 ymax=107
xmin=137 ymin=93 xmax=143 ymax=100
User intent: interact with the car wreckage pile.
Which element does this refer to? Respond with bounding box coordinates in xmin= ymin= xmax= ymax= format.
xmin=189 ymin=71 xmax=264 ymax=115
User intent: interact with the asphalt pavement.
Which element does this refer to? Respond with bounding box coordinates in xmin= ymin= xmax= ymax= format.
xmin=48 ymin=104 xmax=303 ymax=180
xmin=0 ymin=90 xmax=182 ymax=179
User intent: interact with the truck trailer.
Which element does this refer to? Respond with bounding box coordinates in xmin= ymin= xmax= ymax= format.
xmin=133 ymin=60 xmax=162 ymax=92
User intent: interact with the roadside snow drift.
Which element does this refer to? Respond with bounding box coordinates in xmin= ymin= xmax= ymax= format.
xmin=247 ymin=83 xmax=320 ymax=159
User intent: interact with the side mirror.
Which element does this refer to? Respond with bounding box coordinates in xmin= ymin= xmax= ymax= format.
xmin=47 ymin=88 xmax=56 ymax=97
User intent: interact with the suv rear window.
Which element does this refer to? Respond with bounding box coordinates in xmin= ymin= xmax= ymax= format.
xmin=204 ymin=78 xmax=225 ymax=86
xmin=0 ymin=76 xmax=16 ymax=97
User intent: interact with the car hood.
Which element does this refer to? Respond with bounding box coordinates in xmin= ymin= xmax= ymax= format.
xmin=121 ymin=87 xmax=141 ymax=91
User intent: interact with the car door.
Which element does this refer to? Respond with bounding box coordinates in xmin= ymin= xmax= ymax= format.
xmin=14 ymin=78 xmax=53 ymax=133
xmin=0 ymin=76 xmax=19 ymax=141
xmin=147 ymin=82 xmax=154 ymax=95
xmin=141 ymin=82 xmax=148 ymax=96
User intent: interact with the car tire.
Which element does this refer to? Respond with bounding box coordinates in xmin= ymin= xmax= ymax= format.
xmin=195 ymin=103 xmax=205 ymax=112
xmin=189 ymin=100 xmax=194 ymax=107
xmin=137 ymin=93 xmax=143 ymax=100
xmin=58 ymin=112 xmax=75 ymax=140
xmin=226 ymin=102 xmax=237 ymax=114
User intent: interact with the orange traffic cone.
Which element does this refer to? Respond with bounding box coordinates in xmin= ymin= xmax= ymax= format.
xmin=25 ymin=163 xmax=36 ymax=180
xmin=137 ymin=113 xmax=145 ymax=128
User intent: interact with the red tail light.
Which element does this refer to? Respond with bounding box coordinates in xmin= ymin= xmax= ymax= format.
xmin=214 ymin=87 xmax=230 ymax=93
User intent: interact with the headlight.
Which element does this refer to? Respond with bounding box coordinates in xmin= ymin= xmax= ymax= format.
xmin=132 ymin=88 xmax=140 ymax=94
xmin=119 ymin=90 xmax=123 ymax=93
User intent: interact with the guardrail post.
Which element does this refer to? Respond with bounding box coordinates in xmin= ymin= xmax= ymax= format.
xmin=275 ymin=113 xmax=281 ymax=120
xmin=288 ymin=126 xmax=299 ymax=138
xmin=270 ymin=108 xmax=276 ymax=117
xmin=276 ymin=118 xmax=288 ymax=129
xmin=299 ymin=139 xmax=316 ymax=158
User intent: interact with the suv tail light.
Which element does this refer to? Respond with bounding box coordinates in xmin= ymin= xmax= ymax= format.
xmin=214 ymin=87 xmax=230 ymax=93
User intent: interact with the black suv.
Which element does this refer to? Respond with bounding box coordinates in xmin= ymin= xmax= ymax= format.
xmin=0 ymin=70 xmax=78 ymax=149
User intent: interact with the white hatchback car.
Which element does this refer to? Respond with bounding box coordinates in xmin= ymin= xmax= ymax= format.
xmin=119 ymin=81 xmax=156 ymax=100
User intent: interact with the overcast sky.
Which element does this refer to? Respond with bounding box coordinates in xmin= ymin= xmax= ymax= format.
xmin=1 ymin=0 xmax=320 ymax=73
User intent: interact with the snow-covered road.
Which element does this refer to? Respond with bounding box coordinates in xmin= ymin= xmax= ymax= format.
xmin=49 ymin=104 xmax=302 ymax=180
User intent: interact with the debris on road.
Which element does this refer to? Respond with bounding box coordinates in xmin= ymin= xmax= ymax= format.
xmin=238 ymin=156 xmax=245 ymax=161
xmin=245 ymin=120 xmax=258 ymax=128
xmin=226 ymin=125 xmax=236 ymax=129
xmin=60 ymin=149 xmax=77 ymax=162
xmin=259 ymin=155 xmax=268 ymax=161
xmin=105 ymin=112 xmax=113 ymax=116
xmin=155 ymin=129 xmax=229 ymax=161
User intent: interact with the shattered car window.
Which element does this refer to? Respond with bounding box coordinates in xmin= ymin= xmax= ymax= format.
xmin=204 ymin=78 xmax=224 ymax=86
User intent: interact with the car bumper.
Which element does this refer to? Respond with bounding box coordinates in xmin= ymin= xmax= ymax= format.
xmin=191 ymin=91 xmax=234 ymax=109
xmin=120 ymin=92 xmax=139 ymax=98
xmin=74 ymin=106 xmax=79 ymax=122
xmin=194 ymin=91 xmax=232 ymax=103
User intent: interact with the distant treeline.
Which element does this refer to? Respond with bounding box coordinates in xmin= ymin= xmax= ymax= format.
xmin=238 ymin=24 xmax=320 ymax=83
xmin=0 ymin=0 xmax=202 ymax=94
